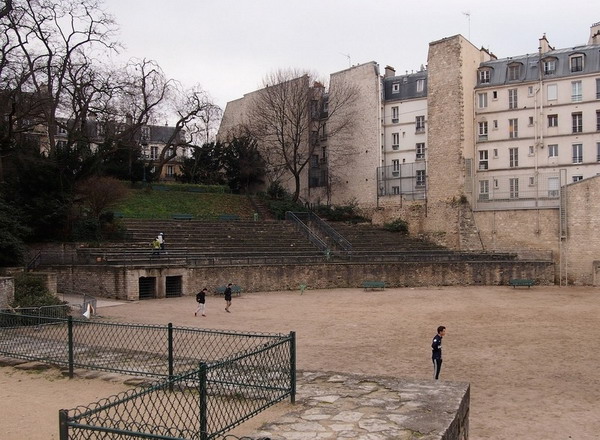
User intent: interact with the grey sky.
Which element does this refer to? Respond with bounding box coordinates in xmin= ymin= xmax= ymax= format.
xmin=102 ymin=0 xmax=598 ymax=109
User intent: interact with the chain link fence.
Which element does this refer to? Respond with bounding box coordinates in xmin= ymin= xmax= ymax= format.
xmin=0 ymin=312 xmax=295 ymax=439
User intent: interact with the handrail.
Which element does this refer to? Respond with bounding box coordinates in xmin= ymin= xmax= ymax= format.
xmin=26 ymin=251 xmax=42 ymax=271
xmin=290 ymin=211 xmax=353 ymax=253
xmin=285 ymin=211 xmax=329 ymax=254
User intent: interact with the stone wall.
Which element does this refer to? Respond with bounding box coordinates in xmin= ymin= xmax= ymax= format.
xmin=50 ymin=260 xmax=553 ymax=299
xmin=0 ymin=277 xmax=14 ymax=309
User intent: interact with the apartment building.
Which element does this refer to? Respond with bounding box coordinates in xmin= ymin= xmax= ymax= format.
xmin=378 ymin=66 xmax=428 ymax=202
xmin=473 ymin=29 xmax=600 ymax=211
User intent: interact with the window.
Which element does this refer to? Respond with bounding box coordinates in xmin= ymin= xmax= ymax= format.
xmin=528 ymin=145 xmax=535 ymax=156
xmin=150 ymin=146 xmax=158 ymax=160
xmin=310 ymin=154 xmax=319 ymax=167
xmin=97 ymin=123 xmax=105 ymax=137
xmin=548 ymin=144 xmax=558 ymax=158
xmin=392 ymin=159 xmax=400 ymax=173
xmin=392 ymin=83 xmax=400 ymax=93
xmin=528 ymin=116 xmax=534 ymax=126
xmin=509 ymin=147 xmax=518 ymax=167
xmin=56 ymin=140 xmax=68 ymax=149
xmin=572 ymin=112 xmax=582 ymax=133
xmin=493 ymin=148 xmax=498 ymax=158
xmin=478 ymin=92 xmax=488 ymax=109
xmin=478 ymin=69 xmax=491 ymax=84
xmin=509 ymin=178 xmax=519 ymax=198
xmin=543 ymin=59 xmax=556 ymax=75
xmin=478 ymin=121 xmax=488 ymax=140
xmin=166 ymin=165 xmax=174 ymax=177
xmin=508 ymin=89 xmax=518 ymax=109
xmin=492 ymin=120 xmax=498 ymax=130
xmin=570 ymin=55 xmax=583 ymax=72
xmin=572 ymin=81 xmax=582 ymax=102
xmin=547 ymin=84 xmax=558 ymax=101
xmin=479 ymin=150 xmax=488 ymax=170
xmin=529 ymin=176 xmax=535 ymax=186
xmin=492 ymin=91 xmax=498 ymax=100
xmin=392 ymin=186 xmax=400 ymax=195
xmin=597 ymin=142 xmax=600 ymax=161
xmin=572 ymin=144 xmax=583 ymax=164
xmin=416 ymin=170 xmax=426 ymax=187
xmin=415 ymin=116 xmax=425 ymax=132
xmin=596 ymin=110 xmax=600 ymax=131
xmin=416 ymin=79 xmax=425 ymax=92
xmin=548 ymin=177 xmax=559 ymax=198
xmin=416 ymin=142 xmax=425 ymax=160
xmin=528 ymin=86 xmax=534 ymax=96
xmin=392 ymin=132 xmax=399 ymax=149
xmin=509 ymin=118 xmax=518 ymax=138
xmin=572 ymin=175 xmax=583 ymax=182
xmin=507 ymin=64 xmax=521 ymax=81
xmin=597 ymin=78 xmax=600 ymax=99
xmin=548 ymin=114 xmax=558 ymax=127
xmin=479 ymin=180 xmax=489 ymax=200
xmin=141 ymin=126 xmax=150 ymax=140
xmin=391 ymin=106 xmax=399 ymax=123
xmin=58 ymin=125 xmax=67 ymax=135
xmin=493 ymin=178 xmax=499 ymax=189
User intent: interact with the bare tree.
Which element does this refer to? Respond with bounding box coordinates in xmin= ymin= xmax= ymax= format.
xmin=246 ymin=68 xmax=358 ymax=202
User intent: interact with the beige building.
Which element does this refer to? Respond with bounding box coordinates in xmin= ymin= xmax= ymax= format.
xmin=218 ymin=22 xmax=600 ymax=285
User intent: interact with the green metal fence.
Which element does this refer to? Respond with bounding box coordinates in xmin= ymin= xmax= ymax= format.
xmin=0 ymin=311 xmax=295 ymax=439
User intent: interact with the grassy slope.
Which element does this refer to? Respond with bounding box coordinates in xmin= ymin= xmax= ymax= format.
xmin=113 ymin=189 xmax=256 ymax=219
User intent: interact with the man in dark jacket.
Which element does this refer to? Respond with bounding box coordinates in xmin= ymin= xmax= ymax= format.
xmin=432 ymin=325 xmax=446 ymax=380
xmin=224 ymin=283 xmax=233 ymax=313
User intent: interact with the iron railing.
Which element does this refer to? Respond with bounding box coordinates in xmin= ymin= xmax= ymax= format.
xmin=284 ymin=211 xmax=329 ymax=254
xmin=290 ymin=211 xmax=353 ymax=253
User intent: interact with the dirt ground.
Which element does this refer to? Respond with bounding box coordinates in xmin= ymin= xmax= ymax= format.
xmin=1 ymin=285 xmax=599 ymax=440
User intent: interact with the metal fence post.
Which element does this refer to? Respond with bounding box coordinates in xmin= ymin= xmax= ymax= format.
xmin=198 ymin=362 xmax=208 ymax=440
xmin=168 ymin=323 xmax=174 ymax=392
xmin=59 ymin=409 xmax=69 ymax=440
xmin=67 ymin=316 xmax=74 ymax=379
xmin=290 ymin=331 xmax=296 ymax=404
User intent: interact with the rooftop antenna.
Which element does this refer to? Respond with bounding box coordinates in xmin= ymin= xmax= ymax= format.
xmin=340 ymin=52 xmax=351 ymax=68
xmin=462 ymin=11 xmax=471 ymax=41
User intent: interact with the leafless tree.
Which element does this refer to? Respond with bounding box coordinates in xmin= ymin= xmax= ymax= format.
xmin=246 ymin=68 xmax=358 ymax=202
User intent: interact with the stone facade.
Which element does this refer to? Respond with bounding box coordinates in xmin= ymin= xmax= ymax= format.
xmin=50 ymin=260 xmax=553 ymax=300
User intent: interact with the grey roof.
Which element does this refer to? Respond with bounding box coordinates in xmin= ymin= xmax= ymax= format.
xmin=383 ymin=71 xmax=428 ymax=102
xmin=476 ymin=43 xmax=600 ymax=88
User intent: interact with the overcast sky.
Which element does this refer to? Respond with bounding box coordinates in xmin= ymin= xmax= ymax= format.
xmin=102 ymin=0 xmax=597 ymax=110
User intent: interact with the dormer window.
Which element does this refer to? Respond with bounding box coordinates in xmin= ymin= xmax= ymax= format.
xmin=542 ymin=58 xmax=557 ymax=75
xmin=507 ymin=63 xmax=522 ymax=81
xmin=478 ymin=69 xmax=491 ymax=84
xmin=570 ymin=54 xmax=584 ymax=72
xmin=416 ymin=79 xmax=425 ymax=92
xmin=392 ymin=83 xmax=400 ymax=93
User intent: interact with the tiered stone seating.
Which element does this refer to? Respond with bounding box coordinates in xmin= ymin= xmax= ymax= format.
xmin=81 ymin=219 xmax=325 ymax=264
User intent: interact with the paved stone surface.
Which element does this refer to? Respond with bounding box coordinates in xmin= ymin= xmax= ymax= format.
xmin=250 ymin=371 xmax=469 ymax=440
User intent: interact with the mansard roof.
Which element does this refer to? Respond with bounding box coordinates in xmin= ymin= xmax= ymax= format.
xmin=383 ymin=70 xmax=428 ymax=102
xmin=476 ymin=43 xmax=600 ymax=87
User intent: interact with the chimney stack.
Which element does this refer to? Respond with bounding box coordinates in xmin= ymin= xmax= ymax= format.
xmin=538 ymin=33 xmax=553 ymax=54
xmin=384 ymin=65 xmax=396 ymax=78
xmin=589 ymin=21 xmax=600 ymax=45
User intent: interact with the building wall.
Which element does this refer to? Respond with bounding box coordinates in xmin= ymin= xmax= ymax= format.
xmin=326 ymin=62 xmax=382 ymax=207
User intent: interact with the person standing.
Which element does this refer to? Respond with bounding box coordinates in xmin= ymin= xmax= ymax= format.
xmin=224 ymin=283 xmax=233 ymax=313
xmin=432 ymin=325 xmax=446 ymax=380
xmin=195 ymin=288 xmax=207 ymax=317
xmin=156 ymin=233 xmax=165 ymax=250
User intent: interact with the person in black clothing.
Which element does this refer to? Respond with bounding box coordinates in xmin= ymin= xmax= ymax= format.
xmin=194 ymin=288 xmax=207 ymax=317
xmin=224 ymin=283 xmax=233 ymax=313
xmin=432 ymin=325 xmax=446 ymax=380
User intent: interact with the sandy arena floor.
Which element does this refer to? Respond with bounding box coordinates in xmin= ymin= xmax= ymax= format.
xmin=1 ymin=285 xmax=599 ymax=439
